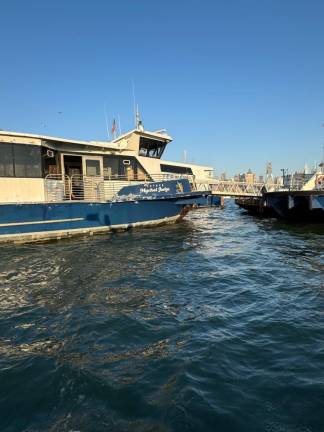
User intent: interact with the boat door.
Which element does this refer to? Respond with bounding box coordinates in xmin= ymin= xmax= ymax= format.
xmin=63 ymin=155 xmax=83 ymax=199
xmin=83 ymin=156 xmax=104 ymax=200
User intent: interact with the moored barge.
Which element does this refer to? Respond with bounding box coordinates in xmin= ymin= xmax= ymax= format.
xmin=235 ymin=171 xmax=324 ymax=222
xmin=263 ymin=189 xmax=324 ymax=222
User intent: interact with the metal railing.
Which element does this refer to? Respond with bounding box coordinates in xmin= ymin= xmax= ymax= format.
xmin=104 ymin=173 xmax=195 ymax=183
xmin=210 ymin=181 xmax=282 ymax=197
xmin=44 ymin=174 xmax=71 ymax=201
xmin=44 ymin=173 xmax=196 ymax=202
xmin=45 ymin=174 xmax=133 ymax=202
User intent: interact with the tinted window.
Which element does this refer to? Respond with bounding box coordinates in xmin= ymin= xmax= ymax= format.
xmin=139 ymin=137 xmax=166 ymax=158
xmin=13 ymin=144 xmax=42 ymax=178
xmin=160 ymin=164 xmax=193 ymax=175
xmin=103 ymin=156 xmax=119 ymax=178
xmin=0 ymin=143 xmax=14 ymax=177
xmin=86 ymin=159 xmax=101 ymax=176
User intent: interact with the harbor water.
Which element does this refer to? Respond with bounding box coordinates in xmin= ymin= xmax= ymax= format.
xmin=0 ymin=200 xmax=323 ymax=432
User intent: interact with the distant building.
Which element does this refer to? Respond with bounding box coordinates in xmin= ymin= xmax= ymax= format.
xmin=220 ymin=172 xmax=227 ymax=181
xmin=265 ymin=162 xmax=274 ymax=184
xmin=283 ymin=171 xmax=315 ymax=189
xmin=274 ymin=176 xmax=283 ymax=185
xmin=258 ymin=175 xmax=264 ymax=183
xmin=244 ymin=169 xmax=256 ymax=184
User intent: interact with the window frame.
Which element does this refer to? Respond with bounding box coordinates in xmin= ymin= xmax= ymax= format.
xmin=82 ymin=156 xmax=103 ymax=177
xmin=0 ymin=142 xmax=43 ymax=178
xmin=13 ymin=143 xmax=43 ymax=178
xmin=0 ymin=142 xmax=15 ymax=177
xmin=160 ymin=164 xmax=193 ymax=175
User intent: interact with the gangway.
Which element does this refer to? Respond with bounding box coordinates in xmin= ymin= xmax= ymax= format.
xmin=210 ymin=180 xmax=279 ymax=197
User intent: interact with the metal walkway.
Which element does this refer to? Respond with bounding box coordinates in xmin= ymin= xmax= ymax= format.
xmin=210 ymin=181 xmax=278 ymax=197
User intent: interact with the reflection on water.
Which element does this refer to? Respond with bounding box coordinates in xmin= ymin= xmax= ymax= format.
xmin=0 ymin=201 xmax=323 ymax=432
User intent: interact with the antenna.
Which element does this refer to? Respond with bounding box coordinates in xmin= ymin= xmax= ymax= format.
xmin=131 ymin=79 xmax=136 ymax=128
xmin=136 ymin=104 xmax=140 ymax=129
xmin=104 ymin=103 xmax=110 ymax=140
xmin=136 ymin=105 xmax=144 ymax=131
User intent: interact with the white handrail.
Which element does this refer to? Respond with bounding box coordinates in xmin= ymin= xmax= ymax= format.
xmin=44 ymin=173 xmax=196 ymax=202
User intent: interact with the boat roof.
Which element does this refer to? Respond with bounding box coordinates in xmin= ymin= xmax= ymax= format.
xmin=161 ymin=159 xmax=213 ymax=170
xmin=0 ymin=129 xmax=121 ymax=149
xmin=0 ymin=128 xmax=213 ymax=171
xmin=113 ymin=128 xmax=172 ymax=143
xmin=0 ymin=127 xmax=173 ymax=149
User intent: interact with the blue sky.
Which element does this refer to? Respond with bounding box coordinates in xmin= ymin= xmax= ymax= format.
xmin=1 ymin=0 xmax=324 ymax=176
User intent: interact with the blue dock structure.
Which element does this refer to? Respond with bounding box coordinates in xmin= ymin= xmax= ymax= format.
xmin=211 ymin=173 xmax=324 ymax=222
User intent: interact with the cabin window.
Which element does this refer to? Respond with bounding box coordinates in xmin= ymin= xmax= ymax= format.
xmin=86 ymin=159 xmax=101 ymax=176
xmin=0 ymin=143 xmax=14 ymax=177
xmin=0 ymin=143 xmax=42 ymax=178
xmin=13 ymin=144 xmax=42 ymax=178
xmin=160 ymin=164 xmax=193 ymax=175
xmin=138 ymin=137 xmax=166 ymax=158
xmin=103 ymin=156 xmax=119 ymax=178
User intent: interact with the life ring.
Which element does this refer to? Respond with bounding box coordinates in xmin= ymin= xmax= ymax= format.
xmin=316 ymin=175 xmax=324 ymax=186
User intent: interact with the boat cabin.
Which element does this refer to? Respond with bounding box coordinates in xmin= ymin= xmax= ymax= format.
xmin=0 ymin=127 xmax=213 ymax=203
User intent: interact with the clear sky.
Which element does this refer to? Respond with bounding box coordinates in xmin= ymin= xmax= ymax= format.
xmin=1 ymin=0 xmax=324 ymax=176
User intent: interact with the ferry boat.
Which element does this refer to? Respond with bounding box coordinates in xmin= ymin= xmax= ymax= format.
xmin=0 ymin=126 xmax=210 ymax=243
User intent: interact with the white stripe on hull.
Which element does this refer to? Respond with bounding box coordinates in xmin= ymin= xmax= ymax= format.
xmin=0 ymin=215 xmax=180 ymax=244
xmin=0 ymin=218 xmax=84 ymax=228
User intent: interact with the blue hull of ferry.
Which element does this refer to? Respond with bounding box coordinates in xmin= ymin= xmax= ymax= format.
xmin=0 ymin=179 xmax=207 ymax=243
xmin=0 ymin=200 xmax=184 ymax=236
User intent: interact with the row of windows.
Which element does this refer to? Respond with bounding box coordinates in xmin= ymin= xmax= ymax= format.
xmin=0 ymin=143 xmax=149 ymax=179
xmin=160 ymin=164 xmax=193 ymax=175
xmin=0 ymin=143 xmax=43 ymax=178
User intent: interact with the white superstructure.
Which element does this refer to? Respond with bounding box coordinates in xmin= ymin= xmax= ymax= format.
xmin=0 ymin=126 xmax=214 ymax=203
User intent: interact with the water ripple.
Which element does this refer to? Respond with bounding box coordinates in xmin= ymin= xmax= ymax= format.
xmin=0 ymin=201 xmax=323 ymax=431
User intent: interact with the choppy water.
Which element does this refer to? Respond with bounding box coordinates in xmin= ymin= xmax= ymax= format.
xmin=0 ymin=200 xmax=323 ymax=432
